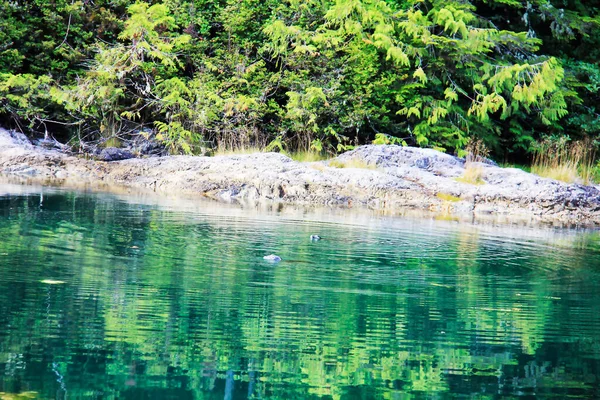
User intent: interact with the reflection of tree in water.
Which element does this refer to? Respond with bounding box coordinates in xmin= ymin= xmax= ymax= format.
xmin=0 ymin=192 xmax=599 ymax=399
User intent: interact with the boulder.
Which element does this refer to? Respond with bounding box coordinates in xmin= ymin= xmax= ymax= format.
xmin=98 ymin=147 xmax=135 ymax=162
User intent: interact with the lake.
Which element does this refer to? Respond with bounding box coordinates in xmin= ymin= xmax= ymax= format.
xmin=0 ymin=184 xmax=599 ymax=399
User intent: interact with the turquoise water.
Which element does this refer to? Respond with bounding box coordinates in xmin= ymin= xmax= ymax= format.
xmin=0 ymin=185 xmax=600 ymax=399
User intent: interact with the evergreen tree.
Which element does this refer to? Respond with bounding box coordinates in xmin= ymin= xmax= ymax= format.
xmin=0 ymin=0 xmax=598 ymax=158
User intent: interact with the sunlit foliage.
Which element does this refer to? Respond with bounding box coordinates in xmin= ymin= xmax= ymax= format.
xmin=0 ymin=0 xmax=598 ymax=158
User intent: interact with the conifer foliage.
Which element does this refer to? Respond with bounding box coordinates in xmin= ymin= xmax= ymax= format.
xmin=0 ymin=0 xmax=598 ymax=158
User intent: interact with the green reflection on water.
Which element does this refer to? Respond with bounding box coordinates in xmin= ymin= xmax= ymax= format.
xmin=0 ymin=189 xmax=600 ymax=399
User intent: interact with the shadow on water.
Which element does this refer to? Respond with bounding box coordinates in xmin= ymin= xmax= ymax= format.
xmin=0 ymin=185 xmax=600 ymax=399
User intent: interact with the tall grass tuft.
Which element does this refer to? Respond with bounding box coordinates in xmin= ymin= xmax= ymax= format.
xmin=456 ymin=139 xmax=489 ymax=185
xmin=531 ymin=136 xmax=596 ymax=185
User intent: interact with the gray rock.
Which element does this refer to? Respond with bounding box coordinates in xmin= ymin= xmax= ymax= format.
xmin=136 ymin=142 xmax=165 ymax=156
xmin=98 ymin=147 xmax=134 ymax=162
xmin=8 ymin=130 xmax=32 ymax=148
xmin=263 ymin=254 xmax=282 ymax=262
xmin=338 ymin=145 xmax=464 ymax=171
xmin=480 ymin=157 xmax=499 ymax=167
xmin=33 ymin=137 xmax=70 ymax=152
xmin=4 ymin=164 xmax=39 ymax=176
xmin=128 ymin=132 xmax=167 ymax=157
xmin=37 ymin=139 xmax=56 ymax=149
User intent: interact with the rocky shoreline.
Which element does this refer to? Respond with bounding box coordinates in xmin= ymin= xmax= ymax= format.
xmin=1 ymin=127 xmax=600 ymax=226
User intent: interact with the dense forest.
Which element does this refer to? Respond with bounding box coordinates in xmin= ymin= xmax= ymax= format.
xmin=0 ymin=0 xmax=598 ymax=160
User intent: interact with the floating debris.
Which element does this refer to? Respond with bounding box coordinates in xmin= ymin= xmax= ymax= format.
xmin=310 ymin=235 xmax=321 ymax=241
xmin=263 ymin=254 xmax=282 ymax=262
xmin=40 ymin=279 xmax=65 ymax=285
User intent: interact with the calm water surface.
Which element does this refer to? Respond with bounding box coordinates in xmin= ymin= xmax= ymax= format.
xmin=1 ymin=185 xmax=600 ymax=399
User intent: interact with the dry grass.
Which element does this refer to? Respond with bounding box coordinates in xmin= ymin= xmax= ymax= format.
xmin=436 ymin=193 xmax=462 ymax=202
xmin=308 ymin=163 xmax=327 ymax=172
xmin=455 ymin=165 xmax=485 ymax=185
xmin=532 ymin=163 xmax=579 ymax=183
xmin=434 ymin=214 xmax=460 ymax=222
xmin=456 ymin=139 xmax=489 ymax=185
xmin=328 ymin=158 xmax=376 ymax=169
xmin=290 ymin=151 xmax=330 ymax=163
xmin=436 ymin=193 xmax=462 ymax=217
xmin=531 ymin=137 xmax=595 ymax=184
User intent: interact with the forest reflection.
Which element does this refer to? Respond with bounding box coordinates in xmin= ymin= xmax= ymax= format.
xmin=0 ymin=190 xmax=599 ymax=399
